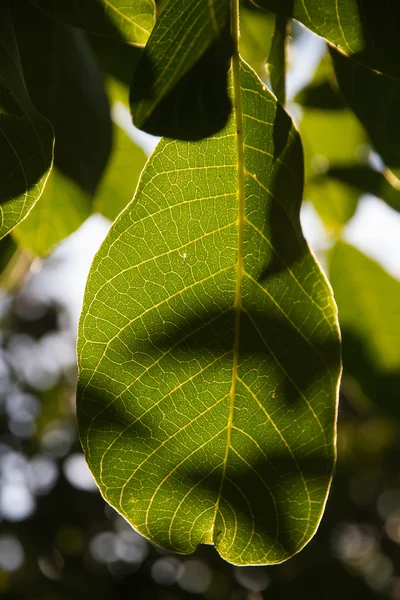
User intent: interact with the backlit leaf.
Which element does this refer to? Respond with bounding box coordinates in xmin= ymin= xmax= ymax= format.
xmin=0 ymin=1 xmax=53 ymax=240
xmin=323 ymin=166 xmax=400 ymax=214
xmin=30 ymin=0 xmax=156 ymax=46
xmin=331 ymin=48 xmax=400 ymax=178
xmin=13 ymin=170 xmax=91 ymax=257
xmin=239 ymin=5 xmax=275 ymax=79
xmin=130 ymin=0 xmax=232 ymax=139
xmin=78 ymin=58 xmax=341 ymax=565
xmin=330 ymin=243 xmax=400 ymax=417
xmin=12 ymin=1 xmax=111 ymax=256
xmin=252 ymin=0 xmax=400 ymax=79
xmin=296 ymin=51 xmax=366 ymax=232
xmin=266 ymin=14 xmax=287 ymax=105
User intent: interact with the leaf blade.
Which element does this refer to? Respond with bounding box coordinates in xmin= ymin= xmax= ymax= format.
xmin=78 ymin=59 xmax=340 ymax=565
xmin=0 ymin=1 xmax=53 ymax=240
xmin=11 ymin=2 xmax=112 ymax=256
xmin=130 ymin=0 xmax=232 ymax=139
xmin=30 ymin=0 xmax=156 ymax=45
xmin=330 ymin=243 xmax=400 ymax=417
xmin=331 ymin=47 xmax=400 ymax=178
xmin=253 ymin=0 xmax=400 ymax=79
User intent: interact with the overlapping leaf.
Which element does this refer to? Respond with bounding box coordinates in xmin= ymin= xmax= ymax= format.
xmin=296 ymin=52 xmax=366 ymax=233
xmin=330 ymin=243 xmax=400 ymax=417
xmin=130 ymin=0 xmax=231 ymax=139
xmin=252 ymin=0 xmax=400 ymax=79
xmin=12 ymin=1 xmax=111 ymax=256
xmin=78 ymin=58 xmax=341 ymax=565
xmin=0 ymin=1 xmax=53 ymax=240
xmin=323 ymin=166 xmax=400 ymax=214
xmin=31 ymin=0 xmax=156 ymax=46
xmin=331 ymin=48 xmax=400 ymax=179
xmin=239 ymin=4 xmax=275 ymax=79
xmin=266 ymin=14 xmax=287 ymax=105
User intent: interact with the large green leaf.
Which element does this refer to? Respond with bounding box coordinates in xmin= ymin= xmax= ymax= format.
xmin=252 ymin=0 xmax=400 ymax=79
xmin=78 ymin=54 xmax=340 ymax=564
xmin=331 ymin=48 xmax=400 ymax=179
xmin=0 ymin=1 xmax=53 ymax=240
xmin=12 ymin=1 xmax=111 ymax=256
xmin=30 ymin=0 xmax=156 ymax=46
xmin=330 ymin=243 xmax=400 ymax=417
xmin=130 ymin=0 xmax=232 ymax=139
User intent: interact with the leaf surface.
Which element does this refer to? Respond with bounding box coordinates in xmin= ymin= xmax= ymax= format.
xmin=30 ymin=0 xmax=155 ymax=46
xmin=266 ymin=14 xmax=287 ymax=105
xmin=296 ymin=52 xmax=366 ymax=232
xmin=78 ymin=56 xmax=340 ymax=565
xmin=130 ymin=0 xmax=232 ymax=139
xmin=252 ymin=0 xmax=400 ymax=79
xmin=12 ymin=1 xmax=111 ymax=256
xmin=323 ymin=166 xmax=400 ymax=214
xmin=239 ymin=5 xmax=274 ymax=79
xmin=331 ymin=48 xmax=400 ymax=179
xmin=330 ymin=243 xmax=400 ymax=417
xmin=0 ymin=1 xmax=53 ymax=240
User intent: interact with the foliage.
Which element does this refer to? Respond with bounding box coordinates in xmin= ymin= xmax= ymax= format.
xmin=1 ymin=0 xmax=400 ymax=594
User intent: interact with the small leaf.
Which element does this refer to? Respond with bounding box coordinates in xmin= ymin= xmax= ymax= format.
xmin=296 ymin=51 xmax=366 ymax=232
xmin=14 ymin=3 xmax=112 ymax=197
xmin=12 ymin=1 xmax=112 ymax=256
xmin=13 ymin=170 xmax=91 ymax=257
xmin=252 ymin=0 xmax=400 ymax=79
xmin=331 ymin=48 xmax=400 ymax=178
xmin=239 ymin=4 xmax=275 ymax=79
xmin=330 ymin=243 xmax=400 ymax=417
xmin=324 ymin=166 xmax=400 ymax=214
xmin=266 ymin=14 xmax=287 ymax=105
xmin=94 ymin=122 xmax=147 ymax=221
xmin=0 ymin=1 xmax=53 ymax=240
xmin=78 ymin=59 xmax=340 ymax=565
xmin=30 ymin=0 xmax=156 ymax=46
xmin=130 ymin=0 xmax=232 ymax=139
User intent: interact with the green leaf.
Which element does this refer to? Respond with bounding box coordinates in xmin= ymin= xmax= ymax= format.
xmin=330 ymin=243 xmax=400 ymax=417
xmin=13 ymin=170 xmax=91 ymax=257
xmin=0 ymin=237 xmax=32 ymax=293
xmin=0 ymin=1 xmax=53 ymax=240
xmin=14 ymin=3 xmax=112 ymax=197
xmin=94 ymin=122 xmax=147 ymax=221
xmin=88 ymin=34 xmax=142 ymax=90
xmin=239 ymin=4 xmax=275 ymax=79
xmin=266 ymin=14 xmax=287 ymax=105
xmin=296 ymin=52 xmax=366 ymax=232
xmin=324 ymin=166 xmax=400 ymax=214
xmin=11 ymin=1 xmax=111 ymax=256
xmin=30 ymin=0 xmax=156 ymax=46
xmin=130 ymin=0 xmax=232 ymax=139
xmin=78 ymin=56 xmax=340 ymax=565
xmin=331 ymin=48 xmax=400 ymax=178
xmin=252 ymin=0 xmax=400 ymax=79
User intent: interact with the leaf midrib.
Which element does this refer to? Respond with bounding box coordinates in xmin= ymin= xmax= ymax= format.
xmin=213 ymin=0 xmax=245 ymax=537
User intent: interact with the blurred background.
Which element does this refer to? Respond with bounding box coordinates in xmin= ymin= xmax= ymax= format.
xmin=1 ymin=1 xmax=400 ymax=598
